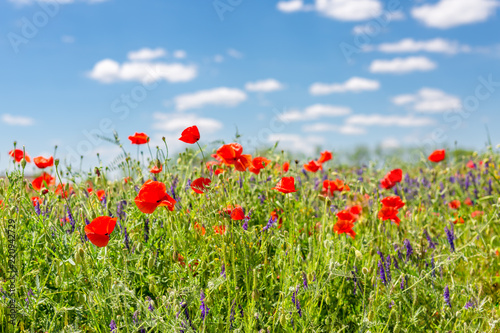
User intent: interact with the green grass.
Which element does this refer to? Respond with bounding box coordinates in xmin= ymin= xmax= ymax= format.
xmin=1 ymin=143 xmax=500 ymax=332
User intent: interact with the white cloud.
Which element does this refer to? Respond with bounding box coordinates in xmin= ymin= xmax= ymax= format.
xmin=352 ymin=23 xmax=377 ymax=35
xmin=315 ymin=0 xmax=383 ymax=21
xmin=278 ymin=0 xmax=383 ymax=21
xmin=412 ymin=0 xmax=499 ymax=29
xmin=279 ymin=104 xmax=351 ymax=122
xmin=227 ymin=49 xmax=244 ymax=59
xmin=268 ymin=133 xmax=325 ymax=154
xmin=309 ymin=77 xmax=380 ymax=95
xmin=152 ymin=112 xmax=223 ymax=133
xmin=380 ymin=137 xmax=400 ymax=149
xmin=87 ymin=59 xmax=197 ymax=84
xmin=214 ymin=55 xmax=224 ymax=63
xmin=302 ymin=123 xmax=366 ymax=135
xmin=61 ymin=35 xmax=75 ymax=43
xmin=369 ymin=56 xmax=437 ymax=74
xmin=346 ymin=114 xmax=436 ymax=127
xmin=245 ymin=79 xmax=284 ymax=92
xmin=174 ymin=87 xmax=247 ymax=111
xmin=391 ymin=88 xmax=462 ymax=113
xmin=127 ymin=48 xmax=167 ymax=61
xmin=1 ymin=114 xmax=34 ymax=126
xmin=173 ymin=50 xmax=187 ymax=59
xmin=277 ymin=0 xmax=307 ymax=12
xmin=366 ymin=38 xmax=471 ymax=54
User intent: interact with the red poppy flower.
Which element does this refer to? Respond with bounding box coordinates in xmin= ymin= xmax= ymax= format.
xmin=0 ymin=200 xmax=3 ymax=209
xmin=31 ymin=196 xmax=42 ymax=206
xmin=95 ymin=190 xmax=106 ymax=201
xmin=471 ymin=211 xmax=484 ymax=218
xmin=464 ymin=198 xmax=473 ymax=206
xmin=194 ymin=222 xmax=206 ymax=235
xmin=32 ymin=173 xmax=55 ymax=191
xmin=380 ymin=169 xmax=403 ymax=189
xmin=191 ymin=177 xmax=211 ymax=194
xmin=230 ymin=207 xmax=245 ymax=220
xmin=55 ymin=183 xmax=73 ymax=198
xmin=216 ymin=143 xmax=252 ymax=172
xmin=179 ymin=125 xmax=200 ymax=144
xmin=380 ymin=196 xmax=405 ymax=209
xmin=448 ymin=200 xmax=460 ymax=210
xmin=123 ymin=177 xmax=132 ymax=184
xmin=84 ymin=216 xmax=117 ymax=247
xmin=317 ymin=151 xmax=332 ymax=164
xmin=272 ymin=177 xmax=296 ymax=193
xmin=215 ymin=168 xmax=226 ymax=175
xmin=303 ymin=160 xmax=321 ymax=172
xmin=322 ymin=179 xmax=350 ymax=196
xmin=282 ymin=162 xmax=290 ymax=172
xmin=128 ymin=132 xmax=149 ymax=145
xmin=248 ymin=157 xmax=271 ymax=175
xmin=213 ymin=225 xmax=227 ymax=235
xmin=349 ymin=205 xmax=362 ymax=218
xmin=134 ymin=180 xmax=176 ymax=214
xmin=150 ymin=164 xmax=162 ymax=174
xmin=378 ymin=206 xmax=401 ymax=226
xmin=334 ymin=210 xmax=356 ymax=238
xmin=271 ymin=210 xmax=283 ymax=229
xmin=466 ymin=160 xmax=476 ymax=169
xmin=453 ymin=216 xmax=465 ymax=224
xmin=33 ymin=156 xmax=54 ymax=169
xmin=428 ymin=149 xmax=445 ymax=163
xmin=9 ymin=149 xmax=31 ymax=163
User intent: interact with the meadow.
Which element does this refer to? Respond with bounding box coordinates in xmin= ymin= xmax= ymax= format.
xmin=0 ymin=128 xmax=499 ymax=332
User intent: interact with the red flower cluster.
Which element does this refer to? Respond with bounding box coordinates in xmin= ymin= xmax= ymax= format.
xmin=378 ymin=196 xmax=405 ymax=226
xmin=380 ymin=169 xmax=403 ymax=190
xmin=321 ymin=179 xmax=350 ymax=197
xmin=333 ymin=209 xmax=356 ymax=239
xmin=303 ymin=151 xmax=332 ymax=173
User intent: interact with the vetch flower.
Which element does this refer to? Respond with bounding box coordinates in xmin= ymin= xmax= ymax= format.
xmin=444 ymin=285 xmax=451 ymax=308
xmin=200 ymin=290 xmax=210 ymax=320
xmin=445 ymin=225 xmax=455 ymax=252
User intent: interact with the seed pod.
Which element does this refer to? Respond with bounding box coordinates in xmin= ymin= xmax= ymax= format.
xmin=148 ymin=255 xmax=155 ymax=269
xmin=279 ymin=314 xmax=286 ymax=326
xmin=74 ymin=250 xmax=82 ymax=264
xmin=252 ymin=290 xmax=259 ymax=301
xmin=55 ymin=276 xmax=62 ymax=288
xmin=355 ymin=250 xmax=362 ymax=260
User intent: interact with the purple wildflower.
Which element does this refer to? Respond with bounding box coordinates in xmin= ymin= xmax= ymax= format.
xmin=404 ymin=239 xmax=413 ymax=262
xmin=378 ymin=260 xmax=387 ymax=285
xmin=262 ymin=216 xmax=277 ymax=232
xmin=124 ymin=227 xmax=130 ymax=250
xmin=302 ymin=272 xmax=308 ymax=290
xmin=444 ymin=285 xmax=451 ymax=308
xmin=221 ymin=264 xmax=226 ymax=278
xmin=445 ymin=226 xmax=455 ymax=252
xmin=385 ymin=255 xmax=392 ymax=282
xmin=431 ymin=256 xmax=436 ymax=278
xmin=144 ymin=219 xmax=149 ymax=243
xmin=464 ymin=298 xmax=475 ymax=309
xmin=291 ymin=285 xmax=302 ymax=317
xmin=400 ymin=276 xmax=405 ymax=290
xmin=109 ymin=319 xmax=117 ymax=332
xmin=34 ymin=201 xmax=41 ymax=216
xmin=424 ymin=229 xmax=437 ymax=249
xmin=200 ymin=290 xmax=210 ymax=320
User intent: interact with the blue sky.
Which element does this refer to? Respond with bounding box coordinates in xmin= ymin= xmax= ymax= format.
xmin=1 ymin=0 xmax=500 ymax=173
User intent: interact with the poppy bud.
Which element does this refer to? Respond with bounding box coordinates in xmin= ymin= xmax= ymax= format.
xmin=325 ymin=294 xmax=331 ymax=305
xmin=42 ymin=189 xmax=49 ymax=195
xmin=362 ymin=267 xmax=369 ymax=275
xmin=355 ymin=250 xmax=362 ymax=260
xmin=279 ymin=314 xmax=286 ymax=326
xmin=393 ymin=323 xmax=401 ymax=333
xmin=252 ymin=290 xmax=259 ymax=301
xmin=54 ymin=159 xmax=60 ymax=167
xmin=148 ymin=255 xmax=155 ymax=269
xmin=75 ymin=249 xmax=82 ymax=264
xmin=149 ymin=282 xmax=155 ymax=293
xmin=55 ymin=276 xmax=62 ymax=288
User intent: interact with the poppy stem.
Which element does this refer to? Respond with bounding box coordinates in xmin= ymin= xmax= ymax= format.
xmin=196 ymin=142 xmax=206 ymax=164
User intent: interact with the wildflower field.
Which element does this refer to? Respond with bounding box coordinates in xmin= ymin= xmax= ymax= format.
xmin=1 ymin=128 xmax=500 ymax=332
